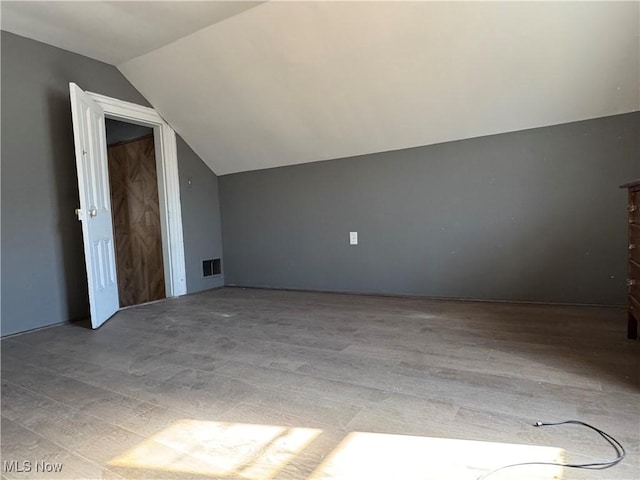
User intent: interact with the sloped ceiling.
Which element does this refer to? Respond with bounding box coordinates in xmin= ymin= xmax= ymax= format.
xmin=0 ymin=1 xmax=263 ymax=64
xmin=119 ymin=2 xmax=639 ymax=175
xmin=3 ymin=2 xmax=639 ymax=175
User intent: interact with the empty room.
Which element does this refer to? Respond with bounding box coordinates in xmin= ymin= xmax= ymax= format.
xmin=1 ymin=1 xmax=639 ymax=479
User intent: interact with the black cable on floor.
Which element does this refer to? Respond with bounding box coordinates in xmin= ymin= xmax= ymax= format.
xmin=476 ymin=420 xmax=626 ymax=480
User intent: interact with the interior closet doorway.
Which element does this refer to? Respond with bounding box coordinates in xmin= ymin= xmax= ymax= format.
xmin=105 ymin=119 xmax=165 ymax=307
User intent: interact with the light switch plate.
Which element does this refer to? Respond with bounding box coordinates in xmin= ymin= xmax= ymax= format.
xmin=349 ymin=231 xmax=358 ymax=245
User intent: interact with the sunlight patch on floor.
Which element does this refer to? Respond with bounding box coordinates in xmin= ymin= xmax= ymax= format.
xmin=308 ymin=431 xmax=565 ymax=480
xmin=108 ymin=420 xmax=564 ymax=479
xmin=107 ymin=419 xmax=322 ymax=479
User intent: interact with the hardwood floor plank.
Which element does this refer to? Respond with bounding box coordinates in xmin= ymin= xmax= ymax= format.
xmin=1 ymin=416 xmax=125 ymax=480
xmin=2 ymin=365 xmax=145 ymax=424
xmin=214 ymin=360 xmax=391 ymax=406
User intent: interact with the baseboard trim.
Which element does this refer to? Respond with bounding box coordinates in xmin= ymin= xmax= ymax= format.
xmin=1 ymin=317 xmax=87 ymax=339
xmin=224 ymin=284 xmax=624 ymax=309
xmin=1 ymin=287 xmax=230 ymax=338
xmin=2 ymin=284 xmax=622 ymax=339
xmin=180 ymin=285 xmax=225 ymax=297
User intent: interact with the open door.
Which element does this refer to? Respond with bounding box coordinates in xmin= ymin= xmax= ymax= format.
xmin=69 ymin=83 xmax=119 ymax=328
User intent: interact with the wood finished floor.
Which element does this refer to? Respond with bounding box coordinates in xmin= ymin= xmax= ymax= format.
xmin=1 ymin=287 xmax=638 ymax=480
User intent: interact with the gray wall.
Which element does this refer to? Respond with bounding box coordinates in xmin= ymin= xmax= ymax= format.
xmin=1 ymin=32 xmax=223 ymax=336
xmin=178 ymin=140 xmax=224 ymax=294
xmin=220 ymin=112 xmax=640 ymax=306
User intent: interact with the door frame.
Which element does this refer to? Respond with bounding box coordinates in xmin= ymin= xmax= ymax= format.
xmin=87 ymin=91 xmax=187 ymax=297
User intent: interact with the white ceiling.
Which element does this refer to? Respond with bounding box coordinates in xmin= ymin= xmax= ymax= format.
xmin=0 ymin=1 xmax=263 ymax=64
xmin=3 ymin=2 xmax=639 ymax=175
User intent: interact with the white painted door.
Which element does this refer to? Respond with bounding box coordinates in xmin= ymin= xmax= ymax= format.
xmin=69 ymin=83 xmax=119 ymax=328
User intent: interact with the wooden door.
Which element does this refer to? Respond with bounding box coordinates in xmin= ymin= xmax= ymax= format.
xmin=108 ymin=134 xmax=166 ymax=307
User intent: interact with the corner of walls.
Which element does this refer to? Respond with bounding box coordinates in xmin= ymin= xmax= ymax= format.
xmin=1 ymin=31 xmax=152 ymax=336
xmin=176 ymin=137 xmax=224 ymax=293
xmin=1 ymin=31 xmax=223 ymax=336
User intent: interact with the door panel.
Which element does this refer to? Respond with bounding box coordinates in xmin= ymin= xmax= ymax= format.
xmin=108 ymin=135 xmax=166 ymax=307
xmin=69 ymin=83 xmax=119 ymax=328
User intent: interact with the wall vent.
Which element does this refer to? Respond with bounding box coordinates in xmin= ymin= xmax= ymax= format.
xmin=203 ymin=259 xmax=221 ymax=277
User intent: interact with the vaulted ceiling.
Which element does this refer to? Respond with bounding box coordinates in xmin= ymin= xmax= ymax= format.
xmin=0 ymin=1 xmax=263 ymax=64
xmin=3 ymin=1 xmax=639 ymax=175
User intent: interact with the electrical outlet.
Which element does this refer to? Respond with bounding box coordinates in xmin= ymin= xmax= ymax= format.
xmin=349 ymin=231 xmax=358 ymax=245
